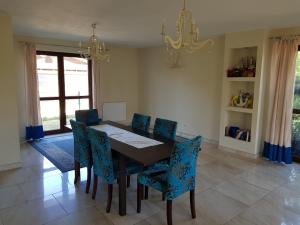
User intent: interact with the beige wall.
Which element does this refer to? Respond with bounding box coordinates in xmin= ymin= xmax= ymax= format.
xmin=15 ymin=37 xmax=139 ymax=139
xmin=138 ymin=37 xmax=225 ymax=142
xmin=0 ymin=13 xmax=21 ymax=170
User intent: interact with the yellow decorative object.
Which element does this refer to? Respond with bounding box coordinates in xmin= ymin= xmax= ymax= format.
xmin=161 ymin=0 xmax=214 ymax=54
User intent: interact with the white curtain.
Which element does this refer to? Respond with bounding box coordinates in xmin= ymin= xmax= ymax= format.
xmin=25 ymin=43 xmax=42 ymax=126
xmin=92 ymin=60 xmax=103 ymax=118
xmin=263 ymin=38 xmax=299 ymax=163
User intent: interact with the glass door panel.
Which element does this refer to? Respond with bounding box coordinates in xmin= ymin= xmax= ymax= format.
xmin=65 ymin=98 xmax=90 ymax=124
xmin=36 ymin=55 xmax=59 ymax=97
xmin=40 ymin=100 xmax=60 ymax=131
xmin=64 ymin=57 xmax=89 ymax=97
xmin=292 ymin=51 xmax=300 ymax=160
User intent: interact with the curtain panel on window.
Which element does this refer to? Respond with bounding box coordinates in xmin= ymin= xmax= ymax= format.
xmin=92 ymin=60 xmax=103 ymax=118
xmin=263 ymin=38 xmax=299 ymax=164
xmin=25 ymin=43 xmax=42 ymax=125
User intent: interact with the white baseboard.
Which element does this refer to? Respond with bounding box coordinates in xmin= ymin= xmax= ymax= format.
xmin=0 ymin=162 xmax=22 ymax=172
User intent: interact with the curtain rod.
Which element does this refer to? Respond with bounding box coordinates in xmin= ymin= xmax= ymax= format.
xmin=18 ymin=41 xmax=79 ymax=48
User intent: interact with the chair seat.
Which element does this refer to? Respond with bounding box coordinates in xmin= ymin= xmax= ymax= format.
xmin=144 ymin=160 xmax=169 ymax=174
xmin=138 ymin=171 xmax=168 ymax=193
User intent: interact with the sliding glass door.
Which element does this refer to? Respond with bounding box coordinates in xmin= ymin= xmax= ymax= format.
xmin=36 ymin=51 xmax=92 ymax=134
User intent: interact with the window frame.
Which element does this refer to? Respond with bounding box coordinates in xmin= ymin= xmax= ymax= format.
xmin=37 ymin=51 xmax=93 ymax=134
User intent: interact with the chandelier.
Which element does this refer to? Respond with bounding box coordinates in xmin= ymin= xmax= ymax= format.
xmin=161 ymin=0 xmax=214 ymax=54
xmin=79 ymin=23 xmax=110 ymax=62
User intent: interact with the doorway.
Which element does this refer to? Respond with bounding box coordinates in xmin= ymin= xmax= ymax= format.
xmin=36 ymin=51 xmax=92 ymax=134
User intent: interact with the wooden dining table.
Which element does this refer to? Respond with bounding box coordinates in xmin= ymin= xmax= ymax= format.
xmin=67 ymin=121 xmax=179 ymax=216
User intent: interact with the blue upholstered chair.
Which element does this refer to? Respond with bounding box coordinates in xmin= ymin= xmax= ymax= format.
xmin=87 ymin=128 xmax=143 ymax=213
xmin=153 ymin=118 xmax=177 ymax=141
xmin=131 ymin=113 xmax=151 ymax=132
xmin=137 ymin=136 xmax=202 ymax=225
xmin=75 ymin=109 xmax=101 ymax=126
xmin=70 ymin=120 xmax=93 ymax=194
xmin=144 ymin=118 xmax=178 ymax=182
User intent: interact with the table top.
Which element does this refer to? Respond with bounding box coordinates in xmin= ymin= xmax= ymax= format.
xmin=66 ymin=121 xmax=177 ymax=166
xmin=101 ymin=121 xmax=175 ymax=166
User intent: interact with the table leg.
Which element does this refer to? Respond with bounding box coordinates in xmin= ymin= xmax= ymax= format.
xmin=118 ymin=154 xmax=127 ymax=216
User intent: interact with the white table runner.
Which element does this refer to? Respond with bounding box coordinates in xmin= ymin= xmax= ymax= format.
xmin=91 ymin=124 xmax=163 ymax=149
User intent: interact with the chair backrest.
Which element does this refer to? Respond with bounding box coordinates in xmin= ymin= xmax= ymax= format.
xmin=153 ymin=118 xmax=177 ymax=141
xmin=87 ymin=128 xmax=115 ymax=184
xmin=166 ymin=136 xmax=202 ymax=200
xmin=131 ymin=113 xmax=151 ymax=132
xmin=75 ymin=109 xmax=101 ymax=126
xmin=70 ymin=119 xmax=91 ymax=167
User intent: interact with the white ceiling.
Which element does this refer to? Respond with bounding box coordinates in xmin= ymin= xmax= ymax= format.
xmin=1 ymin=0 xmax=300 ymax=47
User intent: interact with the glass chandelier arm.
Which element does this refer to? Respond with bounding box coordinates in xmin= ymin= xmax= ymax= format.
xmin=164 ymin=35 xmax=183 ymax=50
xmin=190 ymin=39 xmax=214 ymax=50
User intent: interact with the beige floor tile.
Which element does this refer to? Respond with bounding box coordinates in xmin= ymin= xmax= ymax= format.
xmin=0 ymin=195 xmax=67 ymax=225
xmin=29 ymin=160 xmax=62 ymax=179
xmin=0 ymin=185 xmax=26 ymax=210
xmin=213 ymin=178 xmax=269 ymax=205
xmin=135 ymin=203 xmax=218 ymax=225
xmin=19 ymin=174 xmax=73 ymax=200
xmin=231 ymin=199 xmax=300 ymax=225
xmin=238 ymin=169 xmax=286 ymax=191
xmin=99 ymin=191 xmax=161 ymax=225
xmin=190 ymin=189 xmax=248 ymax=225
xmin=53 ymin=187 xmax=96 ymax=213
xmin=263 ymin=185 xmax=300 ymax=215
xmin=0 ymin=167 xmax=38 ymax=188
xmin=225 ymin=216 xmax=257 ymax=225
xmin=197 ymin=161 xmax=243 ymax=186
xmin=45 ymin=206 xmax=113 ymax=225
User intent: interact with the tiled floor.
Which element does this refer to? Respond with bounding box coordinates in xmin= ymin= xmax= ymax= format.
xmin=1 ymin=142 xmax=300 ymax=225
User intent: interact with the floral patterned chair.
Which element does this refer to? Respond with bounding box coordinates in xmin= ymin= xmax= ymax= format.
xmin=75 ymin=109 xmax=101 ymax=126
xmin=153 ymin=118 xmax=177 ymax=141
xmin=70 ymin=119 xmax=93 ymax=194
xmin=87 ymin=128 xmax=143 ymax=213
xmin=131 ymin=113 xmax=151 ymax=132
xmin=143 ymin=118 xmax=178 ymax=198
xmin=137 ymin=136 xmax=202 ymax=225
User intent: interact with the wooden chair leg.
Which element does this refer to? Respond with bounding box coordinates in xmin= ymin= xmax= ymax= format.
xmin=162 ymin=192 xmax=166 ymax=201
xmin=144 ymin=186 xmax=149 ymax=199
xmin=106 ymin=184 xmax=113 ymax=213
xmin=137 ymin=183 xmax=143 ymax=213
xmin=92 ymin=175 xmax=98 ymax=200
xmin=190 ymin=190 xmax=196 ymax=218
xmin=86 ymin=166 xmax=92 ymax=194
xmin=167 ymin=200 xmax=173 ymax=225
xmin=127 ymin=175 xmax=131 ymax=188
xmin=74 ymin=161 xmax=80 ymax=184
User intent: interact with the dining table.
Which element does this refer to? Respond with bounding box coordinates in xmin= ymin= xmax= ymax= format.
xmin=67 ymin=120 xmax=180 ymax=216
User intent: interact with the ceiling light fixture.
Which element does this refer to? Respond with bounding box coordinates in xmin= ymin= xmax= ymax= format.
xmin=79 ymin=23 xmax=110 ymax=62
xmin=161 ymin=0 xmax=214 ymax=54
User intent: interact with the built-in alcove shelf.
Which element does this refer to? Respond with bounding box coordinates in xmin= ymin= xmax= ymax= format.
xmin=226 ymin=77 xmax=256 ymax=82
xmin=225 ymin=106 xmax=253 ymax=114
xmin=219 ymin=30 xmax=267 ymax=156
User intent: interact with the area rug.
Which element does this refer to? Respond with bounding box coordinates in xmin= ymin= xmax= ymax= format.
xmin=31 ymin=134 xmax=75 ymax=172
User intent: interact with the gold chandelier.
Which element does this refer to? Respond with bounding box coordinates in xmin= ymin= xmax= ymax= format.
xmin=161 ymin=0 xmax=214 ymax=54
xmin=79 ymin=23 xmax=110 ymax=62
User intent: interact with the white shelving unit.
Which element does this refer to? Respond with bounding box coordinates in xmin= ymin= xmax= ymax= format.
xmin=219 ymin=30 xmax=267 ymax=157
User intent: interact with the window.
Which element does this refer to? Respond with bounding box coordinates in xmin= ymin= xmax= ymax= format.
xmin=292 ymin=48 xmax=300 ymax=161
xmin=37 ymin=51 xmax=92 ymax=134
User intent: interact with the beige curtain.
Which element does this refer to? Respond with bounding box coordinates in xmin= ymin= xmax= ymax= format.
xmin=92 ymin=60 xmax=103 ymax=118
xmin=25 ymin=43 xmax=42 ymax=126
xmin=264 ymin=38 xmax=299 ymax=163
